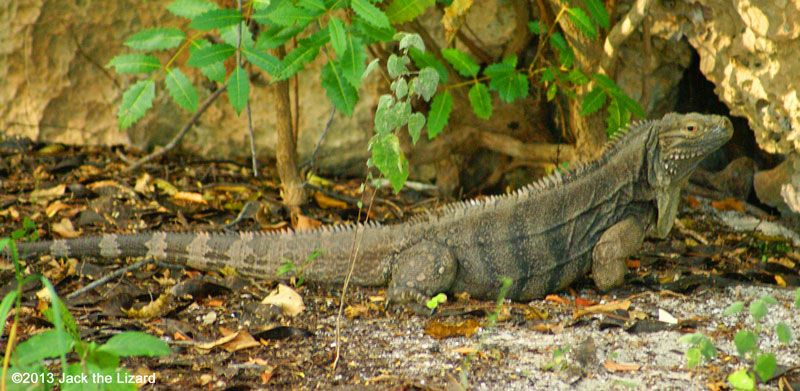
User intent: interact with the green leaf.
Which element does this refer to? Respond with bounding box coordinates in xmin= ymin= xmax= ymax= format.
xmin=613 ymin=91 xmax=645 ymax=118
xmin=581 ymin=87 xmax=607 ymax=115
xmin=186 ymin=43 xmax=235 ymax=67
xmin=485 ymin=57 xmax=528 ymax=103
xmin=776 ymin=322 xmax=792 ymax=343
xmin=427 ymin=90 xmax=452 ymax=139
xmin=566 ymin=68 xmax=589 ymax=85
xmin=165 ymin=68 xmax=198 ymax=111
xmin=755 ymin=354 xmax=777 ymax=382
xmin=796 ymin=287 xmax=800 ymax=307
xmin=685 ymin=347 xmax=701 ymax=368
xmin=605 ymin=98 xmax=629 ymax=136
xmin=227 ymin=65 xmax=249 ymax=115
xmin=411 ymin=67 xmax=439 ymax=101
xmin=550 ymin=33 xmax=574 ymax=67
xmin=298 ymin=0 xmax=327 ymax=12
xmin=328 ymin=16 xmax=347 ymax=56
xmin=387 ymin=54 xmax=410 ymax=78
xmin=124 ymin=28 xmax=185 ymax=51
xmin=468 ymin=82 xmax=492 ymax=119
xmin=677 ymin=332 xmax=707 ymax=345
xmin=0 ymin=290 xmax=19 ymax=336
xmin=118 ymin=79 xmax=155 ymax=130
xmin=546 ymin=83 xmax=557 ymax=101
xmin=549 ymin=32 xmax=568 ymax=52
xmin=321 ymin=61 xmax=358 ymax=116
xmin=567 ymin=7 xmax=597 ymax=40
xmin=541 ymin=67 xmax=555 ymax=83
xmin=189 ymin=8 xmax=243 ymax=31
xmin=760 ymin=295 xmax=778 ymax=305
xmin=699 ymin=338 xmax=718 ymax=360
xmin=386 ymin=0 xmax=434 ymax=24
xmin=407 ymin=112 xmax=425 ymax=144
xmin=255 ymin=25 xmax=306 ymax=50
xmin=441 ymin=48 xmax=479 ymax=78
xmin=220 ymin=22 xmax=255 ymax=49
xmin=728 ymin=369 xmax=755 ymax=391
xmin=370 ymin=133 xmax=408 ymax=193
xmin=243 ymin=47 xmax=281 ymax=76
xmin=352 ymin=0 xmax=391 ymax=29
xmin=353 ymin=15 xmax=396 ymax=43
xmin=392 ymin=78 xmax=408 ymax=99
xmin=362 ymin=58 xmax=380 ymax=82
xmin=584 ymin=0 xmax=610 ymax=29
xmin=340 ymin=36 xmax=366 ymax=87
xmin=97 ymin=332 xmax=171 ymax=357
xmin=724 ymin=301 xmax=745 ymax=315
xmin=593 ymin=73 xmax=620 ymax=91
xmin=749 ymin=299 xmax=767 ymax=322
xmin=733 ymin=330 xmax=757 ymax=355
xmin=191 ymin=40 xmax=226 ymax=82
xmin=166 ymin=0 xmax=219 ymax=19
xmin=277 ymin=31 xmax=328 ymax=80
xmin=265 ymin=2 xmax=315 ymax=27
xmin=14 ymin=329 xmax=75 ymax=366
xmin=397 ymin=32 xmax=425 ymax=53
xmin=528 ymin=20 xmax=544 ymax=34
xmin=408 ymin=47 xmax=447 ymax=82
xmin=106 ymin=54 xmax=161 ymax=74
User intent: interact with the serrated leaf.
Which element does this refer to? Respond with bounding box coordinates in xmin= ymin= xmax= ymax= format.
xmin=186 ymin=43 xmax=235 ymax=67
xmin=227 ymin=65 xmax=249 ymax=114
xmin=412 ymin=67 xmax=439 ymax=101
xmin=277 ymin=31 xmax=328 ymax=80
xmin=165 ymin=68 xmax=198 ymax=111
xmin=328 ymin=16 xmax=347 ymax=56
xmin=613 ymin=91 xmax=645 ymax=118
xmin=220 ymin=22 xmax=255 ymax=49
xmin=124 ymin=28 xmax=185 ymax=51
xmin=549 ymin=32 xmax=568 ymax=52
xmin=581 ymin=87 xmax=607 ymax=115
xmin=605 ymin=98 xmax=626 ymax=136
xmin=106 ymin=54 xmax=161 ymax=74
xmin=528 ymin=20 xmax=544 ymax=34
xmin=407 ymin=112 xmax=425 ymax=144
xmin=584 ymin=0 xmax=610 ymax=29
xmin=567 ymin=7 xmax=597 ymax=40
xmin=386 ymin=0 xmax=434 ymax=24
xmin=723 ymin=300 xmax=745 ymax=318
xmin=541 ymin=67 xmax=555 ymax=82
xmin=427 ymin=90 xmax=451 ymax=139
xmin=485 ymin=58 xmax=528 ymax=103
xmin=340 ymin=36 xmax=366 ymax=87
xmin=265 ymin=2 xmax=315 ymax=27
xmin=352 ymin=16 xmax=396 ymax=43
xmin=408 ymin=48 xmax=447 ymax=82
xmin=321 ymin=61 xmax=358 ymax=116
xmin=592 ymin=72 xmax=619 ymax=91
xmin=189 ymin=8 xmax=243 ymax=31
xmin=298 ymin=0 xmax=327 ymax=12
xmin=469 ymin=82 xmax=492 ymax=119
xmin=370 ymin=133 xmax=408 ymax=193
xmin=550 ymin=33 xmax=574 ymax=67
xmin=352 ymin=0 xmax=391 ymax=29
xmin=566 ymin=68 xmax=589 ymax=85
xmin=243 ymin=47 xmax=281 ymax=76
xmin=190 ymin=40 xmax=226 ymax=82
xmin=118 ymin=79 xmax=155 ymax=130
xmin=755 ymin=354 xmax=777 ymax=382
xmin=441 ymin=48 xmax=479 ymax=77
xmin=255 ymin=25 xmax=306 ymax=50
xmin=167 ymin=0 xmax=219 ymax=19
xmin=387 ymin=54 xmax=410 ymax=78
xmin=733 ymin=330 xmax=757 ymax=355
xmin=776 ymin=322 xmax=792 ymax=343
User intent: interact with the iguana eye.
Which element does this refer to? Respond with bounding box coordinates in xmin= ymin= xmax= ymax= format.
xmin=685 ymin=125 xmax=696 ymax=132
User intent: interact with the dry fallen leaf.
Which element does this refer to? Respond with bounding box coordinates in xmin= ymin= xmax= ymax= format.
xmin=294 ymin=214 xmax=322 ymax=231
xmin=424 ymin=319 xmax=480 ymax=339
xmin=442 ymin=0 xmax=473 ymax=43
xmin=262 ymin=284 xmax=305 ymax=316
xmin=314 ymin=192 xmax=348 ymax=209
xmin=51 ymin=218 xmax=80 ymax=238
xmin=174 ymin=191 xmax=208 ymax=205
xmin=545 ymin=294 xmax=570 ymax=304
xmin=686 ymin=195 xmax=702 ymax=210
xmin=710 ymin=197 xmax=745 ymax=213
xmin=604 ymin=361 xmax=641 ymax=372
xmin=573 ymin=300 xmax=631 ymax=319
xmin=574 ymin=297 xmax=596 ymax=308
xmin=30 ymin=184 xmax=66 ymax=204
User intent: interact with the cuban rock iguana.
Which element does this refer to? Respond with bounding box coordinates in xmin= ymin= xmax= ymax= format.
xmin=11 ymin=113 xmax=733 ymax=304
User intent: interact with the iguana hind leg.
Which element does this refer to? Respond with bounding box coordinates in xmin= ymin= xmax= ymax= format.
xmin=592 ymin=216 xmax=648 ymax=291
xmin=386 ymin=241 xmax=457 ymax=306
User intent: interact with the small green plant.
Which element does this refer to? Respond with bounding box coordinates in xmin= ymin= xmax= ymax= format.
xmin=678 ymin=332 xmax=718 ymax=369
xmin=425 ymin=293 xmax=447 ymax=310
xmin=1 ymin=223 xmax=171 ymax=391
xmin=277 ymin=249 xmax=323 ymax=286
xmin=542 ymin=345 xmax=573 ymax=371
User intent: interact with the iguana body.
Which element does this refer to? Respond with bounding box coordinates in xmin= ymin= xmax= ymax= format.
xmin=12 ymin=113 xmax=733 ymax=303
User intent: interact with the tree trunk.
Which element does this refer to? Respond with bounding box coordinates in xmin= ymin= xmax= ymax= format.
xmin=272 ymin=45 xmax=306 ymax=210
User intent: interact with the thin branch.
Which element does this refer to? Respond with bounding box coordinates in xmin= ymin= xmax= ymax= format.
xmin=598 ymin=0 xmax=653 ymax=76
xmin=66 ymin=257 xmax=156 ymax=299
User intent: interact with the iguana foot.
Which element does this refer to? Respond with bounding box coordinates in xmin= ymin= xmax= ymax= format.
xmin=592 ymin=216 xmax=648 ymax=291
xmin=385 ymin=240 xmax=457 ymax=309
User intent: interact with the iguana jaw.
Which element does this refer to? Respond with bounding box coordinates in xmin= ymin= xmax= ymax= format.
xmin=648 ymin=113 xmax=734 ymax=237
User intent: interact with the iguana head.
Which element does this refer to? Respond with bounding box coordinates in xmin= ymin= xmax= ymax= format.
xmin=647 ymin=112 xmax=734 ymax=237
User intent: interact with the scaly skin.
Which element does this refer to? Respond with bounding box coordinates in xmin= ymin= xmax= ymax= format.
xmin=11 ymin=113 xmax=733 ymax=304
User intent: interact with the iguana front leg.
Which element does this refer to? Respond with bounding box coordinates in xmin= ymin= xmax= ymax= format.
xmin=386 ymin=241 xmax=458 ymax=306
xmin=591 ymin=214 xmax=650 ymax=291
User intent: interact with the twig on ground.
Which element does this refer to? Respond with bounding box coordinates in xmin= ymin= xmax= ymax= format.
xmin=67 ymin=257 xmax=156 ymax=299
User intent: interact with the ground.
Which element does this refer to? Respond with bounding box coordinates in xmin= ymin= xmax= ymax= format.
xmin=1 ymin=143 xmax=799 ymax=391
